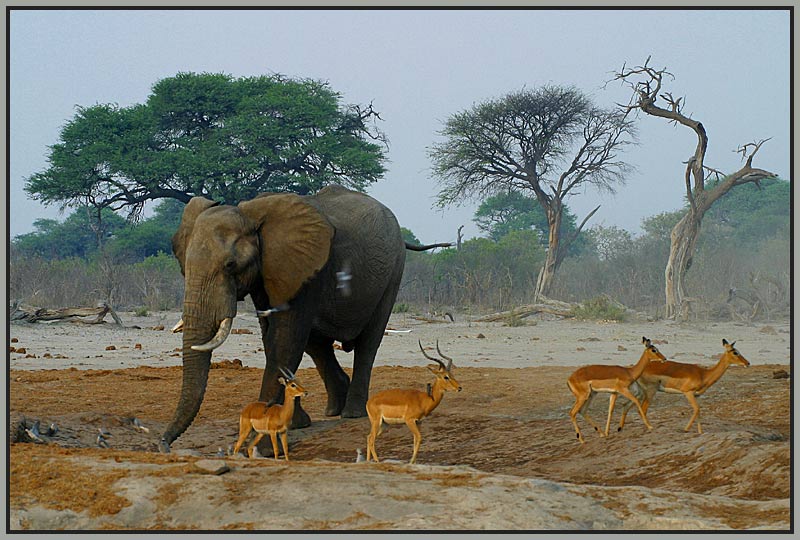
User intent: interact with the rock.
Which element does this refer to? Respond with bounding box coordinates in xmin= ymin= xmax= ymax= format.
xmin=42 ymin=353 xmax=52 ymax=358
xmin=105 ymin=345 xmax=116 ymax=351
xmin=578 ymin=337 xmax=600 ymax=342
xmin=231 ymin=328 xmax=253 ymax=335
xmin=175 ymin=449 xmax=203 ymax=457
xmin=193 ymin=459 xmax=230 ymax=475
xmin=9 ymin=346 xmax=16 ymax=353
xmin=617 ymin=345 xmax=627 ymax=351
xmin=25 ymin=354 xmax=36 ymax=359
xmin=772 ymin=369 xmax=790 ymax=379
xmin=576 ymin=347 xmax=586 ymax=352
xmin=134 ymin=343 xmax=142 ymax=350
xmin=11 ymin=338 xmax=18 ymax=343
xmin=152 ymin=325 xmax=165 ymax=331
xmin=15 ymin=348 xmax=27 ymax=354
xmin=477 ymin=333 xmax=486 ymax=339
xmin=759 ymin=326 xmax=778 ymax=335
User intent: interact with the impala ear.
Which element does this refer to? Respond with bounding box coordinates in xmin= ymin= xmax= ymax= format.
xmin=642 ymin=336 xmax=650 ymax=346
xmin=722 ymin=338 xmax=729 ymax=346
xmin=239 ymin=194 xmax=334 ymax=306
xmin=278 ymin=376 xmax=287 ymax=386
xmin=172 ymin=197 xmax=219 ymax=275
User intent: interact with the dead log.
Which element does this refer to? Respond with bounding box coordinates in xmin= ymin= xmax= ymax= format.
xmin=476 ymin=302 xmax=575 ymax=322
xmin=10 ymin=302 xmax=122 ymax=325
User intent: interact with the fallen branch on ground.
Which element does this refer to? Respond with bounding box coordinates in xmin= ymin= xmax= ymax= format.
xmin=10 ymin=302 xmax=123 ymax=325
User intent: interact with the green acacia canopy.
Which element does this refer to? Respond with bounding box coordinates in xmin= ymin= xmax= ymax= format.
xmin=26 ymin=72 xmax=387 ymax=218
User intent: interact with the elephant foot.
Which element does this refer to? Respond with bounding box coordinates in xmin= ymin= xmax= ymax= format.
xmin=340 ymin=402 xmax=367 ymax=419
xmin=325 ymin=392 xmax=349 ymax=417
xmin=291 ymin=405 xmax=312 ymax=429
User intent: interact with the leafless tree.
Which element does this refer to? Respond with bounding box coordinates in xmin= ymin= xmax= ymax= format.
xmin=611 ymin=57 xmax=776 ymax=319
xmin=430 ymin=86 xmax=636 ymax=300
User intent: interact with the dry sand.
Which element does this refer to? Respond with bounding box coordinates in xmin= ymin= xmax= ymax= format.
xmin=7 ymin=311 xmax=792 ymax=530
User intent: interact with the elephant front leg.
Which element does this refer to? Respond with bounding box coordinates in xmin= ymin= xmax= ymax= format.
xmin=306 ymin=334 xmax=350 ymax=416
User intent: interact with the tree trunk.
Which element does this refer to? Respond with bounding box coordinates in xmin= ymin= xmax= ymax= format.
xmin=534 ymin=205 xmax=562 ymax=301
xmin=664 ymin=211 xmax=701 ymax=320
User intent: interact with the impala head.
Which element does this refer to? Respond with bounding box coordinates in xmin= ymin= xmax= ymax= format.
xmin=642 ymin=336 xmax=667 ymax=362
xmin=721 ymin=339 xmax=750 ymax=367
xmin=418 ymin=340 xmax=462 ymax=392
xmin=278 ymin=366 xmax=308 ymax=398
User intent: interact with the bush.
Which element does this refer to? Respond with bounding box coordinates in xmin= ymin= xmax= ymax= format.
xmin=570 ymin=295 xmax=628 ymax=322
xmin=133 ymin=306 xmax=149 ymax=317
xmin=503 ymin=314 xmax=532 ymax=327
xmin=392 ymin=302 xmax=410 ymax=314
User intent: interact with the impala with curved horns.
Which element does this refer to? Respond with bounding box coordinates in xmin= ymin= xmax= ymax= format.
xmin=232 ymin=366 xmax=308 ymax=460
xmin=365 ymin=340 xmax=462 ymax=464
xmin=616 ymin=338 xmax=750 ymax=434
xmin=567 ymin=336 xmax=667 ymax=443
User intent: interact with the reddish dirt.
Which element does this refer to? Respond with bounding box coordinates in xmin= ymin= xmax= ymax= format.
xmin=10 ymin=362 xmax=790 ymax=507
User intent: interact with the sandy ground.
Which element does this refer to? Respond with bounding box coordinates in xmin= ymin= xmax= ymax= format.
xmin=7 ymin=311 xmax=792 ymax=530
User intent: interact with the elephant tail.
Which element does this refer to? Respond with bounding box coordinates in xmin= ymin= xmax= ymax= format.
xmin=405 ymin=241 xmax=452 ymax=252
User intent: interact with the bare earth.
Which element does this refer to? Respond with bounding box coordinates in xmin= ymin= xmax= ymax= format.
xmin=7 ymin=311 xmax=792 ymax=530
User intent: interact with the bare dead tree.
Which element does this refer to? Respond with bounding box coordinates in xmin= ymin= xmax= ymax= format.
xmin=456 ymin=225 xmax=465 ymax=250
xmin=611 ymin=57 xmax=777 ymax=319
xmin=431 ymin=86 xmax=636 ymax=301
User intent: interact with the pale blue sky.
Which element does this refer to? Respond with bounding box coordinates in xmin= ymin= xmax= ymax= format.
xmin=9 ymin=9 xmax=791 ymax=243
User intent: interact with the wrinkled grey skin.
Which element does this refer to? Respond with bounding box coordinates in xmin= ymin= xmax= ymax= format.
xmin=160 ymin=185 xmax=408 ymax=452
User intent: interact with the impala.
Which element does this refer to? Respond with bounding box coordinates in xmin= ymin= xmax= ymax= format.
xmin=617 ymin=338 xmax=750 ymax=434
xmin=567 ymin=336 xmax=666 ymax=443
xmin=232 ymin=367 xmax=308 ymax=460
xmin=365 ymin=340 xmax=462 ymax=464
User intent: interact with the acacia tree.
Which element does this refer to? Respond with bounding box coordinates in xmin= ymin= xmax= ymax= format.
xmin=430 ymin=86 xmax=636 ymax=300
xmin=25 ymin=72 xmax=387 ymax=219
xmin=612 ymin=58 xmax=776 ymax=319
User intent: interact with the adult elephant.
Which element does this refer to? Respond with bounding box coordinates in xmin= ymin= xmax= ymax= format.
xmin=159 ymin=185 xmax=447 ymax=452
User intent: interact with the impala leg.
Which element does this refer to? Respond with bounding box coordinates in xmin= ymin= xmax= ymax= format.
xmin=580 ymin=393 xmax=604 ymax=436
xmin=269 ymin=432 xmax=280 ymax=460
xmin=569 ymin=395 xmax=589 ymax=443
xmin=617 ymin=401 xmax=634 ymax=431
xmin=367 ymin=419 xmax=381 ymax=462
xmin=683 ymin=392 xmax=702 ymax=433
xmin=280 ymin=431 xmax=290 ymax=461
xmin=233 ymin=425 xmax=251 ymax=456
xmin=247 ymin=432 xmax=265 ymax=458
xmin=618 ymin=387 xmax=652 ymax=430
xmin=406 ymin=419 xmax=422 ymax=464
xmin=604 ymin=393 xmax=618 ymax=437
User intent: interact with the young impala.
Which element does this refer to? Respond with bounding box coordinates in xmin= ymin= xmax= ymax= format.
xmin=567 ymin=336 xmax=667 ymax=443
xmin=617 ymin=338 xmax=750 ymax=434
xmin=365 ymin=341 xmax=462 ymax=464
xmin=232 ymin=367 xmax=308 ymax=460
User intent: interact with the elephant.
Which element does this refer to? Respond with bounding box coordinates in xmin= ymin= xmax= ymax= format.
xmin=159 ymin=185 xmax=448 ymax=452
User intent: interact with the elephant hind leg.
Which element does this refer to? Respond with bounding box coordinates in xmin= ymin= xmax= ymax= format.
xmin=306 ymin=333 xmax=350 ymax=416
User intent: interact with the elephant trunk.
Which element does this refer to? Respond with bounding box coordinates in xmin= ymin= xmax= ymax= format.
xmin=160 ymin=282 xmax=237 ymax=452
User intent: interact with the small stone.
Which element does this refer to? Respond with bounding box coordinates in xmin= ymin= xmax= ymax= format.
xmin=772 ymin=369 xmax=790 ymax=379
xmin=15 ymin=348 xmax=26 ymax=354
xmin=25 ymin=354 xmax=36 ymax=358
xmin=152 ymin=325 xmax=165 ymax=331
xmin=231 ymin=328 xmax=253 ymax=335
xmin=9 ymin=346 xmax=16 ymax=353
xmin=175 ymin=449 xmax=203 ymax=457
xmin=11 ymin=338 xmax=18 ymax=343
xmin=576 ymin=347 xmax=586 ymax=351
xmin=105 ymin=345 xmax=116 ymax=351
xmin=193 ymin=459 xmax=230 ymax=475
xmin=134 ymin=343 xmax=142 ymax=350
xmin=42 ymin=353 xmax=52 ymax=358
xmin=617 ymin=345 xmax=627 ymax=351
xmin=476 ymin=333 xmax=486 ymax=339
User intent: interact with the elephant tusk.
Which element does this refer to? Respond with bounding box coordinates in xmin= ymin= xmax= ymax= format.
xmin=190 ymin=318 xmax=233 ymax=352
xmin=171 ymin=319 xmax=185 ymax=333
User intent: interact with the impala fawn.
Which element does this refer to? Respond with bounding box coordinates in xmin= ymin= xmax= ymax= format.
xmin=567 ymin=336 xmax=667 ymax=443
xmin=617 ymin=338 xmax=750 ymax=434
xmin=232 ymin=367 xmax=308 ymax=460
xmin=365 ymin=340 xmax=462 ymax=464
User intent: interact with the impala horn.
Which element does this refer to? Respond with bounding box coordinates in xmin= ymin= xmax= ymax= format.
xmin=435 ymin=341 xmax=454 ymax=371
xmin=418 ymin=340 xmax=447 ymax=370
xmin=190 ymin=318 xmax=233 ymax=352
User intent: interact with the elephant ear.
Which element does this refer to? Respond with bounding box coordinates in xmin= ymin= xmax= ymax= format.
xmin=238 ymin=194 xmax=334 ymax=306
xmin=172 ymin=196 xmax=220 ymax=274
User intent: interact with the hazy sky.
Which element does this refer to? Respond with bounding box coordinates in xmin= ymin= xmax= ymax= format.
xmin=9 ymin=8 xmax=791 ymax=243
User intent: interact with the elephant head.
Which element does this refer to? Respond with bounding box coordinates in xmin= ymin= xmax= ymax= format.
xmin=160 ymin=193 xmax=334 ymax=450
